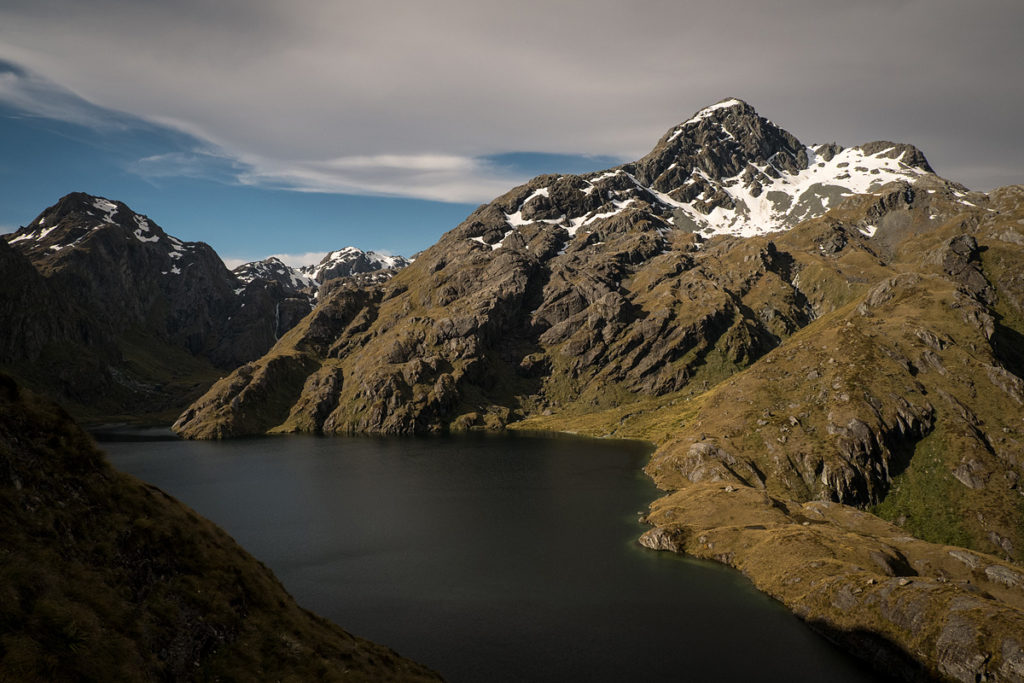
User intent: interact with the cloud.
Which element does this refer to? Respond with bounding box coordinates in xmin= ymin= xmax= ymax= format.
xmin=237 ymin=153 xmax=530 ymax=203
xmin=131 ymin=147 xmax=533 ymax=203
xmin=268 ymin=252 xmax=328 ymax=268
xmin=219 ymin=256 xmax=250 ymax=270
xmin=0 ymin=62 xmax=533 ymax=202
xmin=129 ymin=149 xmax=246 ymax=183
xmin=1 ymin=0 xmax=1023 ymax=191
xmin=0 ymin=61 xmax=132 ymax=131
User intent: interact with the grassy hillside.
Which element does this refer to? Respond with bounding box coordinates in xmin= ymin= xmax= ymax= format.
xmin=0 ymin=374 xmax=440 ymax=681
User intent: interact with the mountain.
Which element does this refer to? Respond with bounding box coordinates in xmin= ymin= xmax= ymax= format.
xmin=172 ymin=99 xmax=1024 ymax=680
xmin=299 ymin=246 xmax=411 ymax=283
xmin=1 ymin=193 xmax=313 ymax=421
xmin=232 ymin=255 xmax=317 ymax=292
xmin=234 ymin=248 xmax=411 ymax=293
xmin=172 ymin=98 xmax=958 ymax=438
xmin=0 ymin=373 xmax=439 ymax=680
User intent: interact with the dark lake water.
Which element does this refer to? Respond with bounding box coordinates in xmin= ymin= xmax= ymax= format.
xmin=100 ymin=430 xmax=885 ymax=682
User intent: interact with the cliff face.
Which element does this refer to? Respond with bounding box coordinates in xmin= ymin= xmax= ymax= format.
xmin=1 ymin=193 xmax=312 ymax=422
xmin=0 ymin=373 xmax=439 ymax=681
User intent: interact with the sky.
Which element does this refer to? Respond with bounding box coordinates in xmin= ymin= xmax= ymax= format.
xmin=1 ymin=0 xmax=1022 ymax=268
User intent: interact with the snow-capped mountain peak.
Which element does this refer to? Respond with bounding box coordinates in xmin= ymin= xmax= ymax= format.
xmin=232 ymin=256 xmax=317 ymax=290
xmin=5 ymin=192 xmax=203 ymax=277
xmin=463 ymin=99 xmax=946 ymax=250
xmin=299 ymin=247 xmax=411 ymax=283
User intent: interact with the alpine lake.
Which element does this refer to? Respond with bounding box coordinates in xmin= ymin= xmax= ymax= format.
xmin=98 ymin=429 xmax=889 ymax=682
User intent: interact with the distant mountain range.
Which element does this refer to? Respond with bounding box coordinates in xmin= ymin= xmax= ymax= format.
xmin=232 ymin=248 xmax=411 ymax=291
xmin=1 ymin=192 xmax=409 ymax=421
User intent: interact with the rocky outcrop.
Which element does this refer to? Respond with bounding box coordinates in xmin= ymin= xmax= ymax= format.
xmin=0 ymin=373 xmax=439 ymax=681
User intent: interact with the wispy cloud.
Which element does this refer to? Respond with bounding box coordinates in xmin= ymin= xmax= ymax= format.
xmin=0 ymin=63 xmax=533 ymax=203
xmin=130 ymin=148 xmax=531 ymax=203
xmin=269 ymin=251 xmax=327 ymax=268
xmin=0 ymin=61 xmax=131 ymax=132
xmin=129 ymin=149 xmax=247 ymax=183
xmin=237 ymin=153 xmax=529 ymax=203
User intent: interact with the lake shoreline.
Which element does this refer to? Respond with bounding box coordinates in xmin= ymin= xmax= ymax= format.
xmin=101 ymin=423 xmax=1024 ymax=681
xmin=103 ymin=430 xmax=887 ymax=682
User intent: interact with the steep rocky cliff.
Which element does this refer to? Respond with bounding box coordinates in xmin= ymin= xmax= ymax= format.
xmin=0 ymin=373 xmax=439 ymax=681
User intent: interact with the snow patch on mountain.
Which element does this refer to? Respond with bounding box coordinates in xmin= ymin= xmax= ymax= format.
xmin=233 ymin=247 xmax=410 ymax=291
xmin=490 ymin=143 xmax=932 ymax=246
xmin=133 ymin=215 xmax=160 ymax=243
xmin=299 ymin=247 xmax=411 ymax=283
xmin=93 ymin=198 xmax=119 ymax=224
xmin=670 ymin=98 xmax=745 ymax=140
xmin=233 ymin=256 xmax=317 ymax=290
xmin=4 ymin=193 xmax=207 ymax=280
xmin=8 ymin=225 xmax=57 ymax=244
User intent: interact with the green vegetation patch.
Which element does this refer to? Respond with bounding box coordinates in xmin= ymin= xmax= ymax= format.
xmin=871 ymin=428 xmax=971 ymax=548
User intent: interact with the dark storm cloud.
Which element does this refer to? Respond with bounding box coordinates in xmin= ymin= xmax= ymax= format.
xmin=0 ymin=0 xmax=1021 ymax=198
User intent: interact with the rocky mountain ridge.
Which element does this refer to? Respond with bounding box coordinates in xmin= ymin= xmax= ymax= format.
xmin=299 ymin=246 xmax=411 ymax=283
xmin=174 ymin=98 xmax=962 ymax=438
xmin=2 ymin=193 xmax=305 ymax=420
xmin=2 ymin=193 xmax=413 ymax=422
xmin=171 ymin=99 xmax=1024 ymax=680
xmin=232 ymin=255 xmax=317 ymax=292
xmin=233 ymin=247 xmax=410 ymax=293
xmin=463 ymin=98 xmax=936 ymax=250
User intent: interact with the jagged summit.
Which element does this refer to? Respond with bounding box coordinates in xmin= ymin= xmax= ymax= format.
xmin=6 ymin=191 xmax=201 ymax=277
xmin=460 ymin=99 xmax=941 ymax=249
xmin=635 ymin=97 xmax=933 ymax=184
xmin=635 ymin=97 xmax=808 ymax=184
xmin=233 ymin=256 xmax=316 ymax=291
xmin=299 ymin=247 xmax=411 ymax=283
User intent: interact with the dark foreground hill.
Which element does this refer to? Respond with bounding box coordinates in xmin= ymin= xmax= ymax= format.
xmin=0 ymin=373 xmax=439 ymax=681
